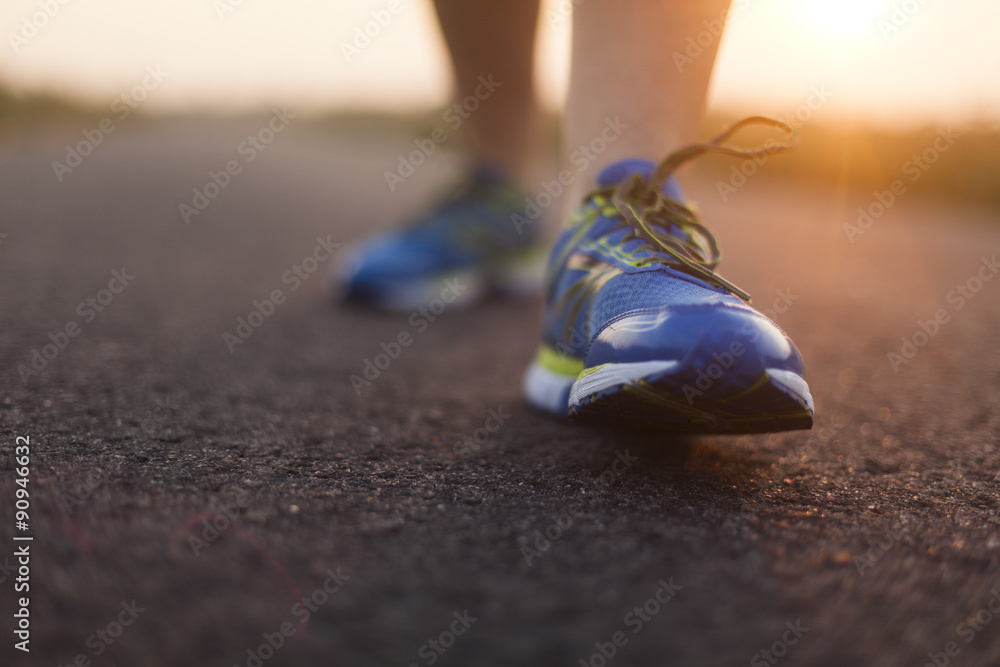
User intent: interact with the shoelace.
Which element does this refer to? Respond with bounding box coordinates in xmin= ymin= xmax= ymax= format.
xmin=591 ymin=116 xmax=797 ymax=302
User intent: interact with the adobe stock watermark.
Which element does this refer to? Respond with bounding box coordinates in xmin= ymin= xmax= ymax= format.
xmin=887 ymin=254 xmax=998 ymax=372
xmin=721 ymin=497 xmax=758 ymax=533
xmin=0 ymin=555 xmax=19 ymax=586
xmin=188 ymin=487 xmax=258 ymax=556
xmin=750 ymin=620 xmax=809 ymax=666
xmin=717 ymin=84 xmax=834 ymax=201
xmin=545 ymin=0 xmax=586 ymax=28
xmin=519 ymin=449 xmax=638 ymax=566
xmin=222 ymin=235 xmax=340 ymax=352
xmin=340 ymin=0 xmax=404 ymax=62
xmin=349 ymin=278 xmax=468 ymax=393
xmin=680 ymin=337 xmax=751 ymax=406
xmin=52 ymin=64 xmax=169 ymax=182
xmin=17 ymin=267 xmax=136 ymax=385
xmin=214 ymin=0 xmax=249 ymax=20
xmin=520 ymin=510 xmax=576 ymax=565
xmin=8 ymin=0 xmax=73 ymax=53
xmin=671 ymin=0 xmax=751 ymax=73
xmin=854 ymin=523 xmax=904 ymax=576
xmin=56 ymin=600 xmax=147 ymax=665
xmin=922 ymin=589 xmax=1000 ymax=667
xmin=57 ymin=468 xmax=113 ymax=516
xmin=757 ymin=288 xmax=799 ymax=322
xmin=678 ymin=284 xmax=796 ymax=404
xmin=452 ymin=406 xmax=511 ymax=457
xmin=878 ymin=0 xmax=931 ymax=40
xmin=512 ymin=116 xmax=630 ymax=234
xmin=844 ymin=126 xmax=960 ymax=243
xmin=179 ymin=106 xmax=296 ymax=224
xmin=577 ymin=578 xmax=682 ymax=667
xmin=233 ymin=568 xmax=350 ymax=667
xmin=384 ymin=75 xmax=502 ymax=191
xmin=405 ymin=610 xmax=477 ymax=667
xmin=140 ymin=395 xmax=181 ymax=434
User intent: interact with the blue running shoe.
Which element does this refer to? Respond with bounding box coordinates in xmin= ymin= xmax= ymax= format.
xmin=334 ymin=165 xmax=543 ymax=311
xmin=522 ymin=117 xmax=814 ymax=433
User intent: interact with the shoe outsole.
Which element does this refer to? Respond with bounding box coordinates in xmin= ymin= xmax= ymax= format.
xmin=523 ymin=348 xmax=814 ymax=434
xmin=335 ymin=248 xmax=544 ymax=312
xmin=570 ymin=367 xmax=814 ymax=434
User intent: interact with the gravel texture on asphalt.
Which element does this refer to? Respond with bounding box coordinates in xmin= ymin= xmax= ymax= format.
xmin=1 ymin=118 xmax=999 ymax=667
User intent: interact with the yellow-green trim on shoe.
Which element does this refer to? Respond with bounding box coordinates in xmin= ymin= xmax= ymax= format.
xmin=577 ymin=363 xmax=608 ymax=379
xmin=534 ymin=344 xmax=584 ymax=378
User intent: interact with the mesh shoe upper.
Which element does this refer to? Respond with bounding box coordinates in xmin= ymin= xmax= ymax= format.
xmin=541 ymin=158 xmax=804 ymax=378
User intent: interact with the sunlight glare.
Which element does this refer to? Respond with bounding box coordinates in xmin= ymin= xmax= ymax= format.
xmin=796 ymin=0 xmax=887 ymax=37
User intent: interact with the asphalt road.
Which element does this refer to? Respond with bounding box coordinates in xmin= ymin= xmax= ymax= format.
xmin=1 ymin=115 xmax=999 ymax=667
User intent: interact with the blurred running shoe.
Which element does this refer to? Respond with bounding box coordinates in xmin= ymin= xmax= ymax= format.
xmin=334 ymin=165 xmax=543 ymax=311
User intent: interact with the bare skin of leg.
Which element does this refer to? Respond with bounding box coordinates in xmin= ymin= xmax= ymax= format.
xmin=432 ymin=0 xmax=541 ymax=185
xmin=565 ymin=0 xmax=732 ymax=207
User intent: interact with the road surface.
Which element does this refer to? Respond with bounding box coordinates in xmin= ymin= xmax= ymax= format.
xmin=1 ymin=115 xmax=999 ymax=666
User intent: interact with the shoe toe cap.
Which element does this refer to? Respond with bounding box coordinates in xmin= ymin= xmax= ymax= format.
xmin=585 ymin=304 xmax=805 ymax=376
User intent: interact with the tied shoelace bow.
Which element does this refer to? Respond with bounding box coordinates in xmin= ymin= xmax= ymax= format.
xmin=597 ymin=116 xmax=797 ymax=303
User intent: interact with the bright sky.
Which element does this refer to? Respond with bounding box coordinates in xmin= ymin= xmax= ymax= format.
xmin=1 ymin=0 xmax=999 ymax=128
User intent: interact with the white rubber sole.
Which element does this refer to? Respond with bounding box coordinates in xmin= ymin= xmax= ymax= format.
xmin=332 ymin=248 xmax=543 ymax=312
xmin=523 ymin=359 xmax=684 ymax=417
xmin=522 ymin=360 xmax=576 ymax=416
xmin=371 ymin=270 xmax=486 ymax=313
xmin=568 ymin=360 xmax=679 ymax=409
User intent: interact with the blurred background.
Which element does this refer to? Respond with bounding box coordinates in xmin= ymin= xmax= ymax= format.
xmin=2 ymin=0 xmax=1000 ymax=209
